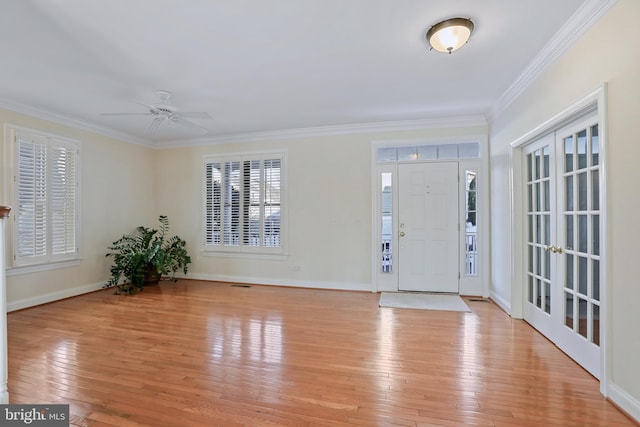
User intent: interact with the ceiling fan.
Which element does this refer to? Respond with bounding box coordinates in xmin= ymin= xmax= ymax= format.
xmin=101 ymin=90 xmax=211 ymax=134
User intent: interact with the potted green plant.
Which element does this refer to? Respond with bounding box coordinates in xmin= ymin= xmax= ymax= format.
xmin=105 ymin=215 xmax=191 ymax=294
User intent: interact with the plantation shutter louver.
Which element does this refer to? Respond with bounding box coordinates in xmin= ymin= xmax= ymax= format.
xmin=224 ymin=161 xmax=241 ymax=246
xmin=205 ymin=162 xmax=222 ymax=245
xmin=263 ymin=159 xmax=281 ymax=248
xmin=50 ymin=144 xmax=77 ymax=256
xmin=16 ymin=136 xmax=48 ymax=260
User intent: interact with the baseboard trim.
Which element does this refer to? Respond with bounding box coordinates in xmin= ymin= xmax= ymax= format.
xmin=179 ymin=273 xmax=373 ymax=293
xmin=608 ymin=383 xmax=640 ymax=424
xmin=490 ymin=290 xmax=512 ymax=316
xmin=8 ymin=281 xmax=105 ymax=312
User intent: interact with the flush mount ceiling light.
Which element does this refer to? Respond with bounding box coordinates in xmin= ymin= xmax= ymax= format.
xmin=426 ymin=17 xmax=474 ymax=54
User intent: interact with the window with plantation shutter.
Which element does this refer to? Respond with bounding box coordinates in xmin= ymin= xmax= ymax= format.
xmin=11 ymin=128 xmax=80 ymax=267
xmin=204 ymin=153 xmax=283 ymax=253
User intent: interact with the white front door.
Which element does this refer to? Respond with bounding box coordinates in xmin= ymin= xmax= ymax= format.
xmin=398 ymin=162 xmax=459 ymax=292
xmin=523 ymin=112 xmax=602 ymax=379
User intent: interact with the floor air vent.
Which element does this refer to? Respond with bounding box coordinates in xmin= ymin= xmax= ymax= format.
xmin=231 ymin=284 xmax=252 ymax=288
xmin=468 ymin=298 xmax=489 ymax=302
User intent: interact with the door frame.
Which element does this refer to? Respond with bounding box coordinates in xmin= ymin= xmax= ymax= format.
xmin=370 ymin=134 xmax=490 ymax=297
xmin=509 ymin=84 xmax=609 ymax=395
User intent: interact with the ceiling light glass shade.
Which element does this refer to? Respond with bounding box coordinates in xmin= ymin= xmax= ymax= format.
xmin=426 ymin=18 xmax=474 ymax=54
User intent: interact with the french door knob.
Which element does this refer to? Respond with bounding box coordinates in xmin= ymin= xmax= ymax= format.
xmin=544 ymin=245 xmax=564 ymax=254
xmin=399 ymin=232 xmax=405 ymax=237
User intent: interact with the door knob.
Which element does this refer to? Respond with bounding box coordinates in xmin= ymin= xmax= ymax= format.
xmin=399 ymin=232 xmax=405 ymax=237
xmin=544 ymin=245 xmax=564 ymax=254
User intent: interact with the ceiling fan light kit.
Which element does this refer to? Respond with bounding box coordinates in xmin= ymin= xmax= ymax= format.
xmin=100 ymin=90 xmax=211 ymax=135
xmin=426 ymin=17 xmax=474 ymax=54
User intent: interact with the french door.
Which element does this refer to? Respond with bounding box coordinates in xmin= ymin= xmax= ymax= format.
xmin=523 ymin=112 xmax=602 ymax=378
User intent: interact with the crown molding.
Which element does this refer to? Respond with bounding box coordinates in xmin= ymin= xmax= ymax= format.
xmin=0 ymin=96 xmax=486 ymax=149
xmin=0 ymin=98 xmax=152 ymax=147
xmin=156 ymin=115 xmax=488 ymax=149
xmin=0 ymin=96 xmax=487 ymax=149
xmin=487 ymin=0 xmax=618 ymax=122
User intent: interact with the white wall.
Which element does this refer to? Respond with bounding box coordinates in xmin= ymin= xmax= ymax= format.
xmin=155 ymin=126 xmax=487 ymax=292
xmin=489 ymin=0 xmax=640 ymax=417
xmin=0 ymin=108 xmax=157 ymax=309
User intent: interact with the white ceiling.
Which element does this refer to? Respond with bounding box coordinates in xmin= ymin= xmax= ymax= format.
xmin=0 ymin=0 xmax=593 ymax=146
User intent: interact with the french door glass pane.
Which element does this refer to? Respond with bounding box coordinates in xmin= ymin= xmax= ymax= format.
xmin=578 ymin=172 xmax=587 ymax=211
xmin=591 ymin=171 xmax=599 ymax=210
xmin=592 ymin=214 xmax=600 ymax=256
xmin=565 ymin=293 xmax=574 ymax=328
xmin=565 ymin=176 xmax=573 ymax=210
xmin=566 ymin=254 xmax=574 ymax=289
xmin=544 ymin=215 xmax=550 ymax=245
xmin=578 ymin=298 xmax=588 ymax=338
xmin=544 ymin=181 xmax=550 ymax=211
xmin=591 ymin=125 xmax=599 ymax=166
xmin=566 ymin=215 xmax=573 ymax=248
xmin=593 ymin=259 xmax=600 ymax=301
xmin=545 ymin=282 xmax=551 ymax=314
xmin=543 ymin=146 xmax=550 ymax=178
xmin=528 ymin=275 xmax=534 ymax=303
xmin=565 ymin=136 xmax=574 ymax=172
xmin=578 ymin=215 xmax=587 ymax=253
xmin=545 ymin=250 xmax=551 ymax=280
xmin=577 ymin=130 xmax=587 ymax=169
xmin=593 ymin=304 xmax=600 ymax=345
xmin=578 ymin=256 xmax=588 ymax=295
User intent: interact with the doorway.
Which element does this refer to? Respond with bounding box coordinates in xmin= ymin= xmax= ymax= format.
xmin=373 ymin=140 xmax=487 ymax=297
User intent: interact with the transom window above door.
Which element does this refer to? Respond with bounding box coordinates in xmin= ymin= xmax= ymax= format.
xmin=377 ymin=142 xmax=479 ymax=162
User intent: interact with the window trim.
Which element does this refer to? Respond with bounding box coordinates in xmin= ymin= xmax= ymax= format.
xmin=201 ymin=150 xmax=287 ymax=257
xmin=5 ymin=124 xmax=81 ymax=272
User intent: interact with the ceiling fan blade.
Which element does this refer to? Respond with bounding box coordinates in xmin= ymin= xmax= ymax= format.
xmin=145 ymin=117 xmax=164 ymax=134
xmin=177 ymin=112 xmax=212 ymax=119
xmin=100 ymin=112 xmax=153 ymax=116
xmin=172 ymin=117 xmax=209 ymax=134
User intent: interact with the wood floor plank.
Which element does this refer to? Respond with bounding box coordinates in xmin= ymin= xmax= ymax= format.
xmin=7 ymin=280 xmax=636 ymax=426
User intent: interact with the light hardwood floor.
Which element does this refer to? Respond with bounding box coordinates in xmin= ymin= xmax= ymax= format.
xmin=7 ymin=280 xmax=636 ymax=426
